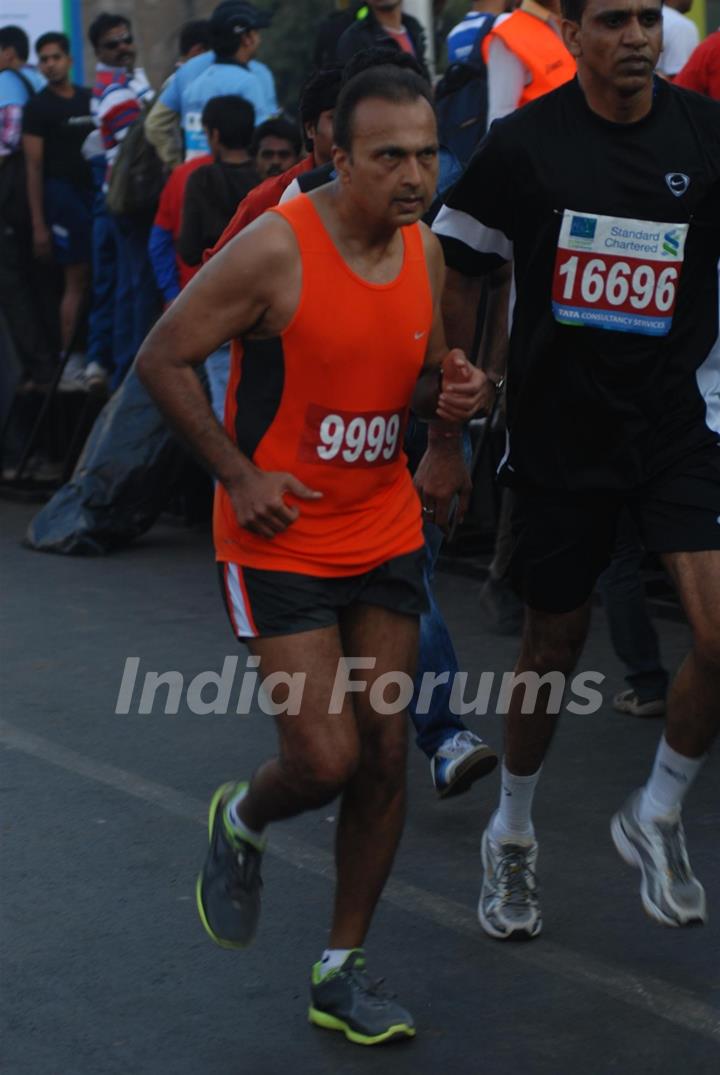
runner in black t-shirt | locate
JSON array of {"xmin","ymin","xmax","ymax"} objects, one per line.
[
  {"xmin": 22, "ymin": 32, "xmax": 94, "ymax": 385},
  {"xmin": 434, "ymin": 0, "xmax": 720, "ymax": 938}
]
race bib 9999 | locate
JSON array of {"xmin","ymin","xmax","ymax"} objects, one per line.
[
  {"xmin": 298, "ymin": 404, "xmax": 405, "ymax": 468},
  {"xmin": 552, "ymin": 211, "xmax": 689, "ymax": 336}
]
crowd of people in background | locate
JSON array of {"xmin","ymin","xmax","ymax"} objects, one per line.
[{"xmin": 0, "ymin": 0, "xmax": 716, "ymax": 414}]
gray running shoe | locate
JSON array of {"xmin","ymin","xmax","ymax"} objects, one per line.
[
  {"xmin": 309, "ymin": 950, "xmax": 415, "ymax": 1045},
  {"xmin": 195, "ymin": 782, "xmax": 264, "ymax": 949},
  {"xmin": 610, "ymin": 790, "xmax": 707, "ymax": 927},
  {"xmin": 478, "ymin": 822, "xmax": 542, "ymax": 939},
  {"xmin": 431, "ymin": 730, "xmax": 498, "ymax": 799}
]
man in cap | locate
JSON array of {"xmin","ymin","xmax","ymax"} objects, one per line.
[{"xmin": 146, "ymin": 2, "xmax": 278, "ymax": 166}]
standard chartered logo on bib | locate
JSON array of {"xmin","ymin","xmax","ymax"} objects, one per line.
[{"xmin": 552, "ymin": 211, "xmax": 689, "ymax": 337}]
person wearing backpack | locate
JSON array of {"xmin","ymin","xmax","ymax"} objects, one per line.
[
  {"xmin": 90, "ymin": 13, "xmax": 160, "ymax": 388},
  {"xmin": 0, "ymin": 24, "xmax": 44, "ymax": 148},
  {"xmin": 446, "ymin": 0, "xmax": 506, "ymax": 65},
  {"xmin": 436, "ymin": 2, "xmax": 506, "ymax": 167}
]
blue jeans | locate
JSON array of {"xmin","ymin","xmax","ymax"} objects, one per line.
[
  {"xmin": 597, "ymin": 510, "xmax": 668, "ymax": 703},
  {"xmin": 205, "ymin": 344, "xmax": 230, "ymax": 423},
  {"xmin": 410, "ymin": 519, "xmax": 470, "ymax": 756},
  {"xmin": 404, "ymin": 415, "xmax": 473, "ymax": 757},
  {"xmin": 111, "ymin": 213, "xmax": 160, "ymax": 388},
  {"xmin": 85, "ymin": 206, "xmax": 117, "ymax": 374}
]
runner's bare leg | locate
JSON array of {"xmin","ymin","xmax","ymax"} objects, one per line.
[
  {"xmin": 329, "ymin": 604, "xmax": 419, "ymax": 948},
  {"xmin": 238, "ymin": 625, "xmax": 360, "ymax": 831},
  {"xmin": 661, "ymin": 551, "xmax": 720, "ymax": 757},
  {"xmin": 504, "ymin": 602, "xmax": 591, "ymax": 775}
]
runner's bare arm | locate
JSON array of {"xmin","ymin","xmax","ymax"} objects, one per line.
[
  {"xmin": 412, "ymin": 227, "xmax": 473, "ymax": 530},
  {"xmin": 441, "ymin": 260, "xmax": 510, "ymax": 416},
  {"xmin": 442, "ymin": 267, "xmax": 483, "ymax": 357},
  {"xmin": 22, "ymin": 133, "xmax": 51, "ymax": 261},
  {"xmin": 475, "ymin": 261, "xmax": 511, "ymax": 388},
  {"xmin": 136, "ymin": 214, "xmax": 321, "ymax": 539},
  {"xmin": 413, "ymin": 226, "xmax": 494, "ymax": 422}
]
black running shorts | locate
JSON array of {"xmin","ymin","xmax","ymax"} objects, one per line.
[
  {"xmin": 218, "ymin": 547, "xmax": 428, "ymax": 639},
  {"xmin": 509, "ymin": 443, "xmax": 720, "ymax": 614}
]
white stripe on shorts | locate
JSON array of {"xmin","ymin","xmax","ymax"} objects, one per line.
[{"xmin": 225, "ymin": 563, "xmax": 257, "ymax": 638}]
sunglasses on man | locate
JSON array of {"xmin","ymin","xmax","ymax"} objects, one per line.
[{"xmin": 100, "ymin": 33, "xmax": 134, "ymax": 51}]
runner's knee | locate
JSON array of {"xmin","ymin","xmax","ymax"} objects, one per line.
[
  {"xmin": 690, "ymin": 619, "xmax": 720, "ymax": 670},
  {"xmin": 521, "ymin": 621, "xmax": 587, "ymax": 676},
  {"xmin": 282, "ymin": 745, "xmax": 360, "ymax": 804},
  {"xmin": 359, "ymin": 732, "xmax": 407, "ymax": 793}
]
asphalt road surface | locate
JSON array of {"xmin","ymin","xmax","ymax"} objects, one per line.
[{"xmin": 2, "ymin": 501, "xmax": 718, "ymax": 1074}]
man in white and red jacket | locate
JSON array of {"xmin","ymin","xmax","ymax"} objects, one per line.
[{"xmin": 88, "ymin": 12, "xmax": 159, "ymax": 388}]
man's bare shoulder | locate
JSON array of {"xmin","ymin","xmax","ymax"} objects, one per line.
[
  {"xmin": 418, "ymin": 220, "xmax": 443, "ymax": 259},
  {"xmin": 213, "ymin": 209, "xmax": 300, "ymax": 274}
]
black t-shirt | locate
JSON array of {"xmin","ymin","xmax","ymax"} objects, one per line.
[
  {"xmin": 22, "ymin": 85, "xmax": 94, "ymax": 188},
  {"xmin": 296, "ymin": 161, "xmax": 334, "ymax": 193},
  {"xmin": 434, "ymin": 77, "xmax": 720, "ymax": 492},
  {"xmin": 178, "ymin": 160, "xmax": 260, "ymax": 266}
]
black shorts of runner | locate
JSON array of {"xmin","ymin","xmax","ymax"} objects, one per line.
[
  {"xmin": 218, "ymin": 548, "xmax": 428, "ymax": 639},
  {"xmin": 509, "ymin": 443, "xmax": 720, "ymax": 614}
]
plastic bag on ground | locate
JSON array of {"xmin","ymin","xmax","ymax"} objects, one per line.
[{"xmin": 24, "ymin": 364, "xmax": 188, "ymax": 555}]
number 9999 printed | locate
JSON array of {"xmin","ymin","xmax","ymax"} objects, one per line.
[{"xmin": 298, "ymin": 404, "xmax": 405, "ymax": 468}]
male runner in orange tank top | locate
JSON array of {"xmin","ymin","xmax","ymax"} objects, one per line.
[{"xmin": 137, "ymin": 63, "xmax": 492, "ymax": 1044}]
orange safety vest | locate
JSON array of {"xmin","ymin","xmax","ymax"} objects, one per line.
[{"xmin": 483, "ymin": 10, "xmax": 576, "ymax": 108}]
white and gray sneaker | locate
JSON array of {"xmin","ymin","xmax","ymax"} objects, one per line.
[
  {"xmin": 478, "ymin": 822, "xmax": 542, "ymax": 940},
  {"xmin": 430, "ymin": 731, "xmax": 497, "ymax": 799},
  {"xmin": 613, "ymin": 689, "xmax": 665, "ymax": 718},
  {"xmin": 58, "ymin": 352, "xmax": 88, "ymax": 393},
  {"xmin": 611, "ymin": 790, "xmax": 707, "ymax": 927}
]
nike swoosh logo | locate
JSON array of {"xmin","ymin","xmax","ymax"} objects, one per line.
[{"xmin": 414, "ymin": 331, "xmax": 426, "ymax": 340}]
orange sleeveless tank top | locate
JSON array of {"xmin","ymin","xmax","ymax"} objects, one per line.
[{"xmin": 213, "ymin": 193, "xmax": 433, "ymax": 576}]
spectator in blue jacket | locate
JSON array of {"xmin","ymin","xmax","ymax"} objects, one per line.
[{"xmin": 145, "ymin": 2, "xmax": 278, "ymax": 167}]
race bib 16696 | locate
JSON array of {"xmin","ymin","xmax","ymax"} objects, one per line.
[{"xmin": 552, "ymin": 211, "xmax": 689, "ymax": 336}]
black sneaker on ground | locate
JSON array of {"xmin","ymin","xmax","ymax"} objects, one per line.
[
  {"xmin": 309, "ymin": 950, "xmax": 415, "ymax": 1045},
  {"xmin": 195, "ymin": 781, "xmax": 263, "ymax": 949}
]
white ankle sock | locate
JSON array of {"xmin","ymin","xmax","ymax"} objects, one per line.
[
  {"xmin": 638, "ymin": 737, "xmax": 706, "ymax": 822},
  {"xmin": 489, "ymin": 761, "xmax": 542, "ymax": 842},
  {"xmin": 225, "ymin": 787, "xmax": 266, "ymax": 848},
  {"xmin": 319, "ymin": 948, "xmax": 355, "ymax": 977}
]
